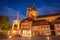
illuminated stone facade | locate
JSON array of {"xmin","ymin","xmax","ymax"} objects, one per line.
[
  {"xmin": 12, "ymin": 13, "xmax": 20, "ymax": 35},
  {"xmin": 20, "ymin": 5, "xmax": 60, "ymax": 37},
  {"xmin": 54, "ymin": 17, "xmax": 60, "ymax": 35},
  {"xmin": 12, "ymin": 5, "xmax": 60, "ymax": 37}
]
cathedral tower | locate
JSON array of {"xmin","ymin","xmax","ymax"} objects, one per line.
[
  {"xmin": 26, "ymin": 4, "xmax": 32, "ymax": 18},
  {"xmin": 31, "ymin": 4, "xmax": 38, "ymax": 18},
  {"xmin": 12, "ymin": 13, "xmax": 20, "ymax": 34}
]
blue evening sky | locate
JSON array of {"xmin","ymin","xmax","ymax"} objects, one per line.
[{"xmin": 0, "ymin": 0, "xmax": 60, "ymax": 25}]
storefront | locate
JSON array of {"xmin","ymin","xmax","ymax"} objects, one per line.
[{"xmin": 21, "ymin": 30, "xmax": 32, "ymax": 37}]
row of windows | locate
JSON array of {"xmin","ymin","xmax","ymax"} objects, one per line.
[
  {"xmin": 22, "ymin": 22, "xmax": 49, "ymax": 26},
  {"xmin": 22, "ymin": 23, "xmax": 31, "ymax": 25},
  {"xmin": 35, "ymin": 25, "xmax": 50, "ymax": 29},
  {"xmin": 41, "ymin": 26, "xmax": 49, "ymax": 28},
  {"xmin": 55, "ymin": 20, "xmax": 60, "ymax": 22},
  {"xmin": 57, "ymin": 31, "xmax": 60, "ymax": 33},
  {"xmin": 33, "ymin": 22, "xmax": 49, "ymax": 25},
  {"xmin": 55, "ymin": 25, "xmax": 60, "ymax": 28},
  {"xmin": 57, "ymin": 26, "xmax": 60, "ymax": 28}
]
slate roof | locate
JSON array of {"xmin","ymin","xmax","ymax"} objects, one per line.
[
  {"xmin": 32, "ymin": 19, "xmax": 50, "ymax": 26},
  {"xmin": 54, "ymin": 17, "xmax": 60, "ymax": 24},
  {"xmin": 37, "ymin": 12, "xmax": 60, "ymax": 18}
]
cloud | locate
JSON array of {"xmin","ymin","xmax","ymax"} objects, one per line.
[
  {"xmin": 37, "ymin": 5, "xmax": 60, "ymax": 15},
  {"xmin": 0, "ymin": 6, "xmax": 25, "ymax": 25}
]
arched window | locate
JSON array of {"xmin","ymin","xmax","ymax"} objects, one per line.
[{"xmin": 14, "ymin": 25, "xmax": 18, "ymax": 30}]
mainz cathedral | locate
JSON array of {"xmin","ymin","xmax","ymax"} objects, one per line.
[{"xmin": 12, "ymin": 4, "xmax": 60, "ymax": 37}]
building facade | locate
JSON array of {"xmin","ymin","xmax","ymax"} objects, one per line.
[
  {"xmin": 12, "ymin": 13, "xmax": 20, "ymax": 35},
  {"xmin": 54, "ymin": 17, "xmax": 60, "ymax": 35},
  {"xmin": 12, "ymin": 5, "xmax": 60, "ymax": 37}
]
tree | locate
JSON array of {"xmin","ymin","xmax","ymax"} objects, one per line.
[{"xmin": 0, "ymin": 16, "xmax": 10, "ymax": 31}]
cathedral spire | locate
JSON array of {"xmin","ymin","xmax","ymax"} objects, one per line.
[
  {"xmin": 31, "ymin": 3, "xmax": 38, "ymax": 18},
  {"xmin": 26, "ymin": 4, "xmax": 31, "ymax": 18},
  {"xmin": 17, "ymin": 12, "xmax": 20, "ymax": 20},
  {"xmin": 32, "ymin": 3, "xmax": 36, "ymax": 11}
]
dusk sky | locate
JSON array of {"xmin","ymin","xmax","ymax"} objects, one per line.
[{"xmin": 0, "ymin": 0, "xmax": 60, "ymax": 25}]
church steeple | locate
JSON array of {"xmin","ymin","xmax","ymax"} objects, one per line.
[
  {"xmin": 26, "ymin": 3, "xmax": 38, "ymax": 19},
  {"xmin": 32, "ymin": 3, "xmax": 37, "ymax": 11},
  {"xmin": 16, "ymin": 12, "xmax": 20, "ymax": 20},
  {"xmin": 12, "ymin": 12, "xmax": 20, "ymax": 32},
  {"xmin": 26, "ymin": 4, "xmax": 32, "ymax": 18},
  {"xmin": 31, "ymin": 3, "xmax": 38, "ymax": 18}
]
